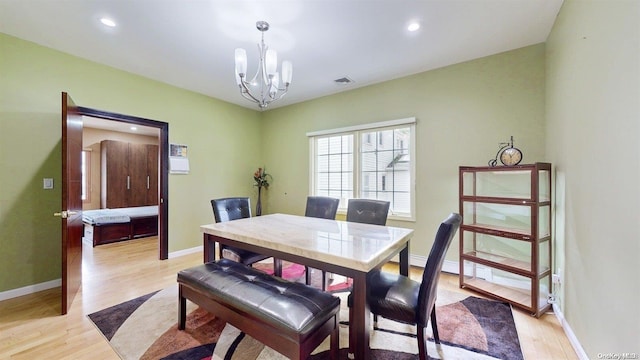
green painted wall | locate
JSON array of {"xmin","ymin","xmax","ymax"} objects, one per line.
[
  {"xmin": 0, "ymin": 34, "xmax": 547, "ymax": 293},
  {"xmin": 0, "ymin": 33, "xmax": 262, "ymax": 292},
  {"xmin": 261, "ymin": 44, "xmax": 547, "ymax": 261},
  {"xmin": 546, "ymin": 0, "xmax": 639, "ymax": 356}
]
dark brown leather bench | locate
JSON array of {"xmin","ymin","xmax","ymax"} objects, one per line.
[{"xmin": 177, "ymin": 259, "xmax": 340, "ymax": 359}]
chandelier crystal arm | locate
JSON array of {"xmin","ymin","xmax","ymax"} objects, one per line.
[{"xmin": 232, "ymin": 21, "xmax": 292, "ymax": 109}]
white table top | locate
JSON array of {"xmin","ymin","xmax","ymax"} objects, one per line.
[{"xmin": 201, "ymin": 213, "xmax": 413, "ymax": 273}]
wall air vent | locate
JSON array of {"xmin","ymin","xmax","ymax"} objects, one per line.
[{"xmin": 334, "ymin": 77, "xmax": 354, "ymax": 85}]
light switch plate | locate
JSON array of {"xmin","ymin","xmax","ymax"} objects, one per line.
[{"xmin": 43, "ymin": 178, "xmax": 54, "ymax": 189}]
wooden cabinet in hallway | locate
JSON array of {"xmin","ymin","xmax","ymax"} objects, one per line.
[{"xmin": 101, "ymin": 140, "xmax": 158, "ymax": 208}]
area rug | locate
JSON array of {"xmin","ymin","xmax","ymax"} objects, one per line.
[{"xmin": 88, "ymin": 283, "xmax": 523, "ymax": 360}]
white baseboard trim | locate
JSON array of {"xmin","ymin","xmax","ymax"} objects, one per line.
[
  {"xmin": 404, "ymin": 255, "xmax": 460, "ymax": 275},
  {"xmin": 552, "ymin": 304, "xmax": 588, "ymax": 360},
  {"xmin": 408, "ymin": 255, "xmax": 459, "ymax": 274},
  {"xmin": 409, "ymin": 254, "xmax": 427, "ymax": 268},
  {"xmin": 0, "ymin": 244, "xmax": 203, "ymax": 301},
  {"xmin": 168, "ymin": 245, "xmax": 203, "ymax": 259},
  {"xmin": 0, "ymin": 279, "xmax": 61, "ymax": 302},
  {"xmin": 441, "ymin": 259, "xmax": 460, "ymax": 274}
]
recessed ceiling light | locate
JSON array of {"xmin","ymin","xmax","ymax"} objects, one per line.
[
  {"xmin": 130, "ymin": 126, "xmax": 137, "ymax": 131},
  {"xmin": 407, "ymin": 22, "xmax": 420, "ymax": 32},
  {"xmin": 100, "ymin": 17, "xmax": 116, "ymax": 27}
]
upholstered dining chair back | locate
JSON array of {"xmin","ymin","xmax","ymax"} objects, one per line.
[
  {"xmin": 210, "ymin": 197, "xmax": 276, "ymax": 272},
  {"xmin": 305, "ymin": 196, "xmax": 340, "ymax": 219},
  {"xmin": 211, "ymin": 197, "xmax": 251, "ymax": 223},
  {"xmin": 416, "ymin": 213, "xmax": 462, "ymax": 327},
  {"xmin": 346, "ymin": 199, "xmax": 390, "ymax": 226}
]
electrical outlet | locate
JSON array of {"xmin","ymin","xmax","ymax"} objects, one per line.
[
  {"xmin": 552, "ymin": 268, "xmax": 563, "ymax": 285},
  {"xmin": 558, "ymin": 268, "xmax": 563, "ymax": 283},
  {"xmin": 43, "ymin": 178, "xmax": 54, "ymax": 189},
  {"xmin": 547, "ymin": 294, "xmax": 557, "ymax": 304}
]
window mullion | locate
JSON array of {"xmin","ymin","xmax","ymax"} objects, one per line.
[{"xmin": 353, "ymin": 130, "xmax": 360, "ymax": 199}]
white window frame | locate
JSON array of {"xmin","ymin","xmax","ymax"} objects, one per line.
[{"xmin": 308, "ymin": 117, "xmax": 416, "ymax": 221}]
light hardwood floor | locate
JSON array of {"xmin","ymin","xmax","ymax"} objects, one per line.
[{"xmin": 0, "ymin": 237, "xmax": 577, "ymax": 359}]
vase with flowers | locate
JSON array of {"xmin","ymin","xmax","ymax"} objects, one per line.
[{"xmin": 253, "ymin": 167, "xmax": 271, "ymax": 216}]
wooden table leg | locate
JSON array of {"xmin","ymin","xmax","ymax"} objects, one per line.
[
  {"xmin": 399, "ymin": 240, "xmax": 409, "ymax": 276},
  {"xmin": 350, "ymin": 272, "xmax": 370, "ymax": 360},
  {"xmin": 203, "ymin": 233, "xmax": 216, "ymax": 263}
]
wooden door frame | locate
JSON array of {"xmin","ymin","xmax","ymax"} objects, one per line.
[{"xmin": 78, "ymin": 106, "xmax": 169, "ymax": 259}]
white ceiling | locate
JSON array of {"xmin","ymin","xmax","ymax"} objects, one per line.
[{"xmin": 1, "ymin": 0, "xmax": 563, "ymax": 116}]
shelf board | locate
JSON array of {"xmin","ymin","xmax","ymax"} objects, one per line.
[
  {"xmin": 463, "ymin": 251, "xmax": 531, "ymax": 273},
  {"xmin": 462, "ymin": 277, "xmax": 532, "ymax": 309},
  {"xmin": 463, "ymin": 223, "xmax": 532, "ymax": 239},
  {"xmin": 460, "ymin": 195, "xmax": 536, "ymax": 205}
]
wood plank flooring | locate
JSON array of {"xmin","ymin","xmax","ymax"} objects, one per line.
[{"xmin": 0, "ymin": 237, "xmax": 577, "ymax": 359}]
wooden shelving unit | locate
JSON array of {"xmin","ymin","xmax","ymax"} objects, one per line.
[{"xmin": 459, "ymin": 163, "xmax": 552, "ymax": 317}]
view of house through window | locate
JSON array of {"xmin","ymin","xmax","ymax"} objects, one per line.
[{"xmin": 309, "ymin": 118, "xmax": 415, "ymax": 220}]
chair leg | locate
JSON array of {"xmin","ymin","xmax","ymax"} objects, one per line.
[
  {"xmin": 303, "ymin": 267, "xmax": 329, "ymax": 290},
  {"xmin": 273, "ymin": 258, "xmax": 282, "ymax": 277},
  {"xmin": 321, "ymin": 271, "xmax": 327, "ymax": 291},
  {"xmin": 305, "ymin": 266, "xmax": 312, "ymax": 286},
  {"xmin": 430, "ymin": 307, "xmax": 440, "ymax": 344},
  {"xmin": 417, "ymin": 325, "xmax": 427, "ymax": 360}
]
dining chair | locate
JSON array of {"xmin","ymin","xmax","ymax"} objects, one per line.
[
  {"xmin": 345, "ymin": 198, "xmax": 390, "ymax": 226},
  {"xmin": 210, "ymin": 197, "xmax": 281, "ymax": 276},
  {"xmin": 303, "ymin": 196, "xmax": 340, "ymax": 289},
  {"xmin": 347, "ymin": 213, "xmax": 462, "ymax": 360},
  {"xmin": 305, "ymin": 196, "xmax": 340, "ymax": 219}
]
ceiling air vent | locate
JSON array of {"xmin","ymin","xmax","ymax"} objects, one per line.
[{"xmin": 334, "ymin": 77, "xmax": 354, "ymax": 85}]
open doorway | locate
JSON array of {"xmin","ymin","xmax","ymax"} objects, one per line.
[{"xmin": 78, "ymin": 107, "xmax": 169, "ymax": 259}]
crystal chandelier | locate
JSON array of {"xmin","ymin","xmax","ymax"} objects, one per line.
[{"xmin": 234, "ymin": 21, "xmax": 293, "ymax": 109}]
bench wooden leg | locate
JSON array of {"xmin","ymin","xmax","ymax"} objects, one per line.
[{"xmin": 178, "ymin": 286, "xmax": 186, "ymax": 330}]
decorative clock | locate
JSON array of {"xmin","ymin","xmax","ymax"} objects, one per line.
[{"xmin": 489, "ymin": 136, "xmax": 523, "ymax": 166}]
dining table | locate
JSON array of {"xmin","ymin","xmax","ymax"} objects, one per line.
[{"xmin": 201, "ymin": 213, "xmax": 414, "ymax": 360}]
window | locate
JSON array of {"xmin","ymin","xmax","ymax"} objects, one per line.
[
  {"xmin": 314, "ymin": 134, "xmax": 354, "ymax": 202},
  {"xmin": 81, "ymin": 150, "xmax": 90, "ymax": 202},
  {"xmin": 308, "ymin": 118, "xmax": 415, "ymax": 220}
]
